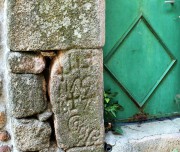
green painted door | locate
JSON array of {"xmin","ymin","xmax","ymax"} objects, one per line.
[{"xmin": 104, "ymin": 0, "xmax": 180, "ymax": 121}]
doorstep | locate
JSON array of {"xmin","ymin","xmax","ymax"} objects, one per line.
[{"xmin": 105, "ymin": 118, "xmax": 180, "ymax": 152}]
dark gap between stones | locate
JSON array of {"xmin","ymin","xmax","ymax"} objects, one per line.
[
  {"xmin": 42, "ymin": 54, "xmax": 56, "ymax": 142},
  {"xmin": 17, "ymin": 115, "xmax": 37, "ymax": 120}
]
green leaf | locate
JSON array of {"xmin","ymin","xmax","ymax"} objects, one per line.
[
  {"xmin": 172, "ymin": 149, "xmax": 178, "ymax": 152},
  {"xmin": 105, "ymin": 98, "xmax": 110, "ymax": 103},
  {"xmin": 111, "ymin": 110, "xmax": 117, "ymax": 117},
  {"xmin": 104, "ymin": 92, "xmax": 107, "ymax": 98},
  {"xmin": 104, "ymin": 90, "xmax": 124, "ymax": 132}
]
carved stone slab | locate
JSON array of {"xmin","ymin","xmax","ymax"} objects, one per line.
[
  {"xmin": 7, "ymin": 0, "xmax": 105, "ymax": 51},
  {"xmin": 9, "ymin": 74, "xmax": 47, "ymax": 118},
  {"xmin": 49, "ymin": 49, "xmax": 104, "ymax": 151},
  {"xmin": 7, "ymin": 52, "xmax": 45, "ymax": 74}
]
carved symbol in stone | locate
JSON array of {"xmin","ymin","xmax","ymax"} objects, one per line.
[
  {"xmin": 86, "ymin": 130, "xmax": 101, "ymax": 146},
  {"xmin": 68, "ymin": 115, "xmax": 83, "ymax": 131}
]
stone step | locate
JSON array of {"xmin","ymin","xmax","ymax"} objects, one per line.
[{"xmin": 105, "ymin": 118, "xmax": 180, "ymax": 152}]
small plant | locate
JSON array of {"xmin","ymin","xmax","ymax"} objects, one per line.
[
  {"xmin": 104, "ymin": 89, "xmax": 124, "ymax": 134},
  {"xmin": 172, "ymin": 149, "xmax": 179, "ymax": 152}
]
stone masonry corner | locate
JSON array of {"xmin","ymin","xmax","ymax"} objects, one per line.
[{"xmin": 6, "ymin": 0, "xmax": 105, "ymax": 152}]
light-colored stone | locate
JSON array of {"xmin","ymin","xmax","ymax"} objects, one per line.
[
  {"xmin": 0, "ymin": 0, "xmax": 5, "ymax": 99},
  {"xmin": 172, "ymin": 118, "xmax": 180, "ymax": 126},
  {"xmin": 13, "ymin": 119, "xmax": 51, "ymax": 151},
  {"xmin": 49, "ymin": 49, "xmax": 104, "ymax": 151},
  {"xmin": 105, "ymin": 118, "xmax": 180, "ymax": 152},
  {"xmin": 7, "ymin": 52, "xmax": 45, "ymax": 74},
  {"xmin": 0, "ymin": 75, "xmax": 2, "ymax": 95},
  {"xmin": 41, "ymin": 51, "xmax": 56, "ymax": 58},
  {"xmin": 7, "ymin": 0, "xmax": 105, "ymax": 51},
  {"xmin": 9, "ymin": 74, "xmax": 47, "ymax": 118},
  {"xmin": 111, "ymin": 134, "xmax": 180, "ymax": 152},
  {"xmin": 38, "ymin": 103, "xmax": 53, "ymax": 121},
  {"xmin": 0, "ymin": 1, "xmax": 4, "ymax": 10},
  {"xmin": 39, "ymin": 142, "xmax": 64, "ymax": 152},
  {"xmin": 67, "ymin": 145, "xmax": 104, "ymax": 152},
  {"xmin": 0, "ymin": 111, "xmax": 6, "ymax": 129},
  {"xmin": 38, "ymin": 111, "xmax": 53, "ymax": 122}
]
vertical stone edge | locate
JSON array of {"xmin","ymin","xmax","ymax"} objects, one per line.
[
  {"xmin": 49, "ymin": 49, "xmax": 104, "ymax": 151},
  {"xmin": 0, "ymin": 0, "xmax": 13, "ymax": 151},
  {"xmin": 99, "ymin": 0, "xmax": 105, "ymax": 48}
]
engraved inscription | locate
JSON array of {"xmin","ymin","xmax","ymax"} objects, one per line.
[{"xmin": 49, "ymin": 49, "xmax": 104, "ymax": 150}]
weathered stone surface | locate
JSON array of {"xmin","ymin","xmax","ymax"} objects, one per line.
[
  {"xmin": 0, "ymin": 146, "xmax": 11, "ymax": 152},
  {"xmin": 39, "ymin": 142, "xmax": 64, "ymax": 152},
  {"xmin": 9, "ymin": 74, "xmax": 47, "ymax": 118},
  {"xmin": 0, "ymin": 131, "xmax": 10, "ymax": 141},
  {"xmin": 0, "ymin": 75, "xmax": 2, "ymax": 95},
  {"xmin": 0, "ymin": 111, "xmax": 6, "ymax": 129},
  {"xmin": 110, "ymin": 133, "xmax": 180, "ymax": 152},
  {"xmin": 0, "ymin": 1, "xmax": 4, "ymax": 10},
  {"xmin": 13, "ymin": 119, "xmax": 51, "ymax": 151},
  {"xmin": 41, "ymin": 51, "xmax": 56, "ymax": 58},
  {"xmin": 7, "ymin": 52, "xmax": 45, "ymax": 74},
  {"xmin": 49, "ymin": 49, "xmax": 104, "ymax": 151},
  {"xmin": 0, "ymin": 1, "xmax": 5, "ymax": 86},
  {"xmin": 38, "ymin": 103, "xmax": 53, "ymax": 121},
  {"xmin": 106, "ymin": 118, "xmax": 180, "ymax": 152},
  {"xmin": 38, "ymin": 111, "xmax": 53, "ymax": 122},
  {"xmin": 67, "ymin": 145, "xmax": 104, "ymax": 152},
  {"xmin": 7, "ymin": 0, "xmax": 105, "ymax": 51}
]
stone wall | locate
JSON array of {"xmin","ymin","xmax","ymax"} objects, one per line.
[
  {"xmin": 0, "ymin": 0, "xmax": 12, "ymax": 151},
  {"xmin": 0, "ymin": 0, "xmax": 105, "ymax": 152}
]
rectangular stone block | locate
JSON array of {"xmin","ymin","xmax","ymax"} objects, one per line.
[
  {"xmin": 9, "ymin": 74, "xmax": 47, "ymax": 118},
  {"xmin": 7, "ymin": 52, "xmax": 45, "ymax": 74},
  {"xmin": 7, "ymin": 0, "xmax": 105, "ymax": 51},
  {"xmin": 49, "ymin": 49, "xmax": 104, "ymax": 151},
  {"xmin": 13, "ymin": 119, "xmax": 51, "ymax": 151}
]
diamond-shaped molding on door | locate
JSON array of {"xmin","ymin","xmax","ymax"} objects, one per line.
[{"xmin": 104, "ymin": 15, "xmax": 176, "ymax": 108}]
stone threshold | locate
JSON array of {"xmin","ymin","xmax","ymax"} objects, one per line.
[{"xmin": 105, "ymin": 118, "xmax": 180, "ymax": 152}]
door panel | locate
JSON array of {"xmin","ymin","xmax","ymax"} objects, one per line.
[
  {"xmin": 104, "ymin": 0, "xmax": 141, "ymax": 57},
  {"xmin": 104, "ymin": 0, "xmax": 180, "ymax": 121}
]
